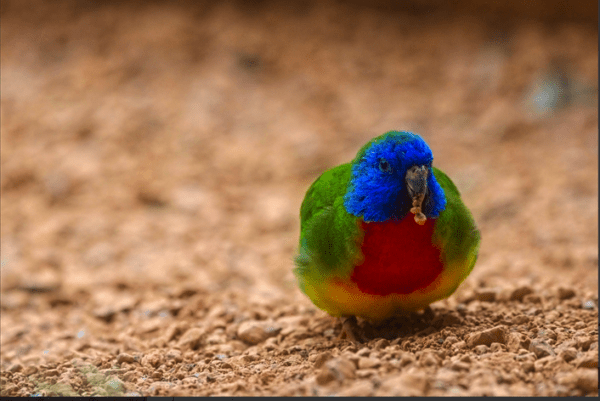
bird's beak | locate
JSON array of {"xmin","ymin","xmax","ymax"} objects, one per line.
[{"xmin": 405, "ymin": 165, "xmax": 428, "ymax": 225}]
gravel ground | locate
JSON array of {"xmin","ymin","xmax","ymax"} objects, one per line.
[{"xmin": 1, "ymin": 0, "xmax": 598, "ymax": 396}]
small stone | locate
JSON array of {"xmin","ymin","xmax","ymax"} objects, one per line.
[
  {"xmin": 557, "ymin": 287, "xmax": 576, "ymax": 300},
  {"xmin": 523, "ymin": 294, "xmax": 542, "ymax": 304},
  {"xmin": 8, "ymin": 363, "xmax": 23, "ymax": 373},
  {"xmin": 166, "ymin": 349, "xmax": 183, "ymax": 362},
  {"xmin": 474, "ymin": 289, "xmax": 497, "ymax": 302},
  {"xmin": 123, "ymin": 371, "xmax": 138, "ymax": 381},
  {"xmin": 178, "ymin": 328, "xmax": 205, "ymax": 350},
  {"xmin": 313, "ymin": 352, "xmax": 333, "ymax": 369},
  {"xmin": 467, "ymin": 326, "xmax": 507, "ymax": 347},
  {"xmin": 452, "ymin": 341, "xmax": 466, "ymax": 350},
  {"xmin": 575, "ymin": 350, "xmax": 598, "ymax": 369},
  {"xmin": 358, "ymin": 357, "xmax": 381, "ymax": 370},
  {"xmin": 141, "ymin": 351, "xmax": 164, "ymax": 368},
  {"xmin": 117, "ymin": 353, "xmax": 135, "ymax": 364},
  {"xmin": 522, "ymin": 361, "xmax": 535, "ymax": 373},
  {"xmin": 237, "ymin": 320, "xmax": 281, "ymax": 345},
  {"xmin": 474, "ymin": 344, "xmax": 489, "ymax": 355},
  {"xmin": 558, "ymin": 348, "xmax": 578, "ymax": 362},
  {"xmin": 490, "ymin": 342, "xmax": 505, "ymax": 352},
  {"xmin": 575, "ymin": 335, "xmax": 595, "ymax": 351},
  {"xmin": 45, "ymin": 369, "xmax": 60, "ymax": 377},
  {"xmin": 337, "ymin": 380, "xmax": 374, "ymax": 396},
  {"xmin": 372, "ymin": 338, "xmax": 390, "ymax": 350},
  {"xmin": 506, "ymin": 332, "xmax": 528, "ymax": 353},
  {"xmin": 376, "ymin": 369, "xmax": 428, "ymax": 396},
  {"xmin": 400, "ymin": 354, "xmax": 416, "ymax": 367},
  {"xmin": 441, "ymin": 313, "xmax": 463, "ymax": 327},
  {"xmin": 443, "ymin": 336, "xmax": 459, "ymax": 346},
  {"xmin": 419, "ymin": 351, "xmax": 441, "ymax": 367},
  {"xmin": 510, "ymin": 286, "xmax": 533, "ymax": 302},
  {"xmin": 317, "ymin": 357, "xmax": 356, "ymax": 384},
  {"xmin": 533, "ymin": 355, "xmax": 554, "ymax": 371},
  {"xmin": 451, "ymin": 361, "xmax": 470, "ymax": 372},
  {"xmin": 23, "ymin": 365, "xmax": 38, "ymax": 375},
  {"xmin": 575, "ymin": 369, "xmax": 599, "ymax": 393},
  {"xmin": 529, "ymin": 340, "xmax": 555, "ymax": 358},
  {"xmin": 513, "ymin": 315, "xmax": 530, "ymax": 325},
  {"xmin": 581, "ymin": 300, "xmax": 596, "ymax": 310}
]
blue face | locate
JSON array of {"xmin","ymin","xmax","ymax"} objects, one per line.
[{"xmin": 344, "ymin": 131, "xmax": 446, "ymax": 222}]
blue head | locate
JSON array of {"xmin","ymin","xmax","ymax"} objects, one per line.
[{"xmin": 344, "ymin": 131, "xmax": 446, "ymax": 222}]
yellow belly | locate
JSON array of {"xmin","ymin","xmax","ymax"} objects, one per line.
[{"xmin": 301, "ymin": 256, "xmax": 474, "ymax": 323}]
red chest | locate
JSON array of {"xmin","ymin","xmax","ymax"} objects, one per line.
[{"xmin": 350, "ymin": 215, "xmax": 443, "ymax": 296}]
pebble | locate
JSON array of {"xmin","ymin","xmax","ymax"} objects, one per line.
[
  {"xmin": 141, "ymin": 351, "xmax": 165, "ymax": 368},
  {"xmin": 358, "ymin": 357, "xmax": 381, "ymax": 370},
  {"xmin": 506, "ymin": 332, "xmax": 526, "ymax": 352},
  {"xmin": 400, "ymin": 354, "xmax": 416, "ymax": 367},
  {"xmin": 574, "ymin": 350, "xmax": 598, "ymax": 369},
  {"xmin": 237, "ymin": 320, "xmax": 281, "ymax": 345},
  {"xmin": 443, "ymin": 336, "xmax": 459, "ymax": 346},
  {"xmin": 337, "ymin": 380, "xmax": 374, "ymax": 396},
  {"xmin": 474, "ymin": 344, "xmax": 489, "ymax": 355},
  {"xmin": 313, "ymin": 351, "xmax": 333, "ymax": 369},
  {"xmin": 559, "ymin": 369, "xmax": 598, "ymax": 394},
  {"xmin": 557, "ymin": 287, "xmax": 576, "ymax": 300},
  {"xmin": 558, "ymin": 348, "xmax": 578, "ymax": 362},
  {"xmin": 512, "ymin": 315, "xmax": 530, "ymax": 325},
  {"xmin": 452, "ymin": 341, "xmax": 467, "ymax": 350},
  {"xmin": 529, "ymin": 340, "xmax": 555, "ymax": 358},
  {"xmin": 419, "ymin": 351, "xmax": 441, "ymax": 367},
  {"xmin": 117, "ymin": 353, "xmax": 135, "ymax": 364},
  {"xmin": 474, "ymin": 289, "xmax": 497, "ymax": 302},
  {"xmin": 523, "ymin": 294, "xmax": 542, "ymax": 304},
  {"xmin": 575, "ymin": 369, "xmax": 598, "ymax": 393},
  {"xmin": 451, "ymin": 361, "xmax": 470, "ymax": 372},
  {"xmin": 521, "ymin": 361, "xmax": 535, "ymax": 373},
  {"xmin": 316, "ymin": 357, "xmax": 356, "ymax": 384},
  {"xmin": 575, "ymin": 335, "xmax": 595, "ymax": 351},
  {"xmin": 441, "ymin": 313, "xmax": 463, "ymax": 327},
  {"xmin": 178, "ymin": 328, "xmax": 205, "ymax": 350},
  {"xmin": 8, "ymin": 363, "xmax": 23, "ymax": 373},
  {"xmin": 581, "ymin": 300, "xmax": 595, "ymax": 310},
  {"xmin": 23, "ymin": 365, "xmax": 38, "ymax": 375},
  {"xmin": 166, "ymin": 349, "xmax": 183, "ymax": 363},
  {"xmin": 376, "ymin": 369, "xmax": 428, "ymax": 396},
  {"xmin": 372, "ymin": 338, "xmax": 390, "ymax": 350},
  {"xmin": 467, "ymin": 326, "xmax": 507, "ymax": 347},
  {"xmin": 490, "ymin": 342, "xmax": 505, "ymax": 352},
  {"xmin": 510, "ymin": 286, "xmax": 533, "ymax": 302}
]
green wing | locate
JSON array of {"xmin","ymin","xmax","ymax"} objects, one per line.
[
  {"xmin": 431, "ymin": 167, "xmax": 481, "ymax": 283},
  {"xmin": 294, "ymin": 163, "xmax": 364, "ymax": 291}
]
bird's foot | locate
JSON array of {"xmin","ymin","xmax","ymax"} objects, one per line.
[{"xmin": 337, "ymin": 316, "xmax": 366, "ymax": 343}]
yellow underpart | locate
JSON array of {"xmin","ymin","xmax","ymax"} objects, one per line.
[{"xmin": 302, "ymin": 254, "xmax": 476, "ymax": 323}]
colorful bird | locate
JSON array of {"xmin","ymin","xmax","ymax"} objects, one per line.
[{"xmin": 294, "ymin": 131, "xmax": 480, "ymax": 340}]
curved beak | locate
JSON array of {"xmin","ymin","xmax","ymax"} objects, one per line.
[
  {"xmin": 406, "ymin": 165, "xmax": 428, "ymax": 200},
  {"xmin": 405, "ymin": 165, "xmax": 428, "ymax": 225}
]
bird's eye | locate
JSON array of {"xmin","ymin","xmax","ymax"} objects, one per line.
[{"xmin": 378, "ymin": 159, "xmax": 392, "ymax": 173}]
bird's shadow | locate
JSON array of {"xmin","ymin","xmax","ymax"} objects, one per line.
[{"xmin": 338, "ymin": 306, "xmax": 464, "ymax": 343}]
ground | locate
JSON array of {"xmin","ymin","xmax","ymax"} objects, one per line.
[{"xmin": 1, "ymin": 0, "xmax": 598, "ymax": 396}]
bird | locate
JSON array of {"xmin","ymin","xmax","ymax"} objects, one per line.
[{"xmin": 294, "ymin": 131, "xmax": 480, "ymax": 341}]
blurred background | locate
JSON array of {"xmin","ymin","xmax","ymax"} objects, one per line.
[{"xmin": 1, "ymin": 0, "xmax": 598, "ymax": 371}]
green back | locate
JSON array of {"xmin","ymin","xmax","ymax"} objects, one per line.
[
  {"xmin": 295, "ymin": 163, "xmax": 363, "ymax": 286},
  {"xmin": 431, "ymin": 167, "xmax": 481, "ymax": 278}
]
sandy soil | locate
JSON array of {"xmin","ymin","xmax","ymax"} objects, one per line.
[{"xmin": 1, "ymin": 0, "xmax": 598, "ymax": 396}]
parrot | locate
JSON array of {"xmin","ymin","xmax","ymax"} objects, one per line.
[{"xmin": 294, "ymin": 131, "xmax": 480, "ymax": 341}]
